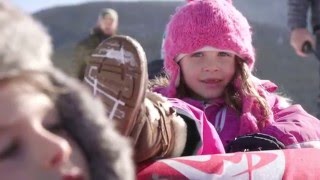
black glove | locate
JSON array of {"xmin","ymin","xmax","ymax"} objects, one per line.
[{"xmin": 226, "ymin": 133, "xmax": 285, "ymax": 153}]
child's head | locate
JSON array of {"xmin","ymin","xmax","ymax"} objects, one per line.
[
  {"xmin": 163, "ymin": 0, "xmax": 273, "ymax": 134},
  {"xmin": 0, "ymin": 2, "xmax": 134, "ymax": 179},
  {"xmin": 164, "ymin": 0, "xmax": 254, "ymax": 98},
  {"xmin": 0, "ymin": 70, "xmax": 135, "ymax": 180},
  {"xmin": 0, "ymin": 72, "xmax": 88, "ymax": 180}
]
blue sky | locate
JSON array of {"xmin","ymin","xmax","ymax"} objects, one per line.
[{"xmin": 11, "ymin": 0, "xmax": 180, "ymax": 13}]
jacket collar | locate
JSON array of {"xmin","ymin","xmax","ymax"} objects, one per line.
[{"xmin": 182, "ymin": 97, "xmax": 225, "ymax": 110}]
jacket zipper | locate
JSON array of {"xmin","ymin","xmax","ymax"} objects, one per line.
[{"xmin": 203, "ymin": 102, "xmax": 227, "ymax": 133}]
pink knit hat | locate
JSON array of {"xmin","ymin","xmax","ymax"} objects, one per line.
[
  {"xmin": 163, "ymin": 0, "xmax": 275, "ymax": 135},
  {"xmin": 164, "ymin": 0, "xmax": 254, "ymax": 97}
]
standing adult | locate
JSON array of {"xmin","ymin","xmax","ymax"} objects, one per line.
[{"xmin": 73, "ymin": 8, "xmax": 118, "ymax": 79}]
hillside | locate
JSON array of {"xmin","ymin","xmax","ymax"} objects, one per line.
[{"xmin": 33, "ymin": 0, "xmax": 319, "ymax": 116}]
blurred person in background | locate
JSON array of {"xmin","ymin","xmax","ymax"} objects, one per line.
[{"xmin": 73, "ymin": 8, "xmax": 118, "ymax": 80}]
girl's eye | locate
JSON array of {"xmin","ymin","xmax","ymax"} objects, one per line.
[
  {"xmin": 191, "ymin": 52, "xmax": 204, "ymax": 58},
  {"xmin": 218, "ymin": 52, "xmax": 232, "ymax": 57},
  {"xmin": 0, "ymin": 141, "xmax": 19, "ymax": 160}
]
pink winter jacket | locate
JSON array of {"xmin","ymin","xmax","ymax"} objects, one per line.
[{"xmin": 155, "ymin": 80, "xmax": 320, "ymax": 155}]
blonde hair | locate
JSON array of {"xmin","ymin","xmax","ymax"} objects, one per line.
[
  {"xmin": 0, "ymin": 71, "xmax": 58, "ymax": 100},
  {"xmin": 228, "ymin": 59, "xmax": 271, "ymax": 127},
  {"xmin": 99, "ymin": 8, "xmax": 118, "ymax": 21}
]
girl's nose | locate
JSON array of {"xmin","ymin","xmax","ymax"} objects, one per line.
[
  {"xmin": 202, "ymin": 66, "xmax": 219, "ymax": 72},
  {"xmin": 202, "ymin": 58, "xmax": 220, "ymax": 72},
  {"xmin": 31, "ymin": 129, "xmax": 72, "ymax": 169}
]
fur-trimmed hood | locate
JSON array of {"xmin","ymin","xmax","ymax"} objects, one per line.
[{"xmin": 49, "ymin": 68, "xmax": 135, "ymax": 180}]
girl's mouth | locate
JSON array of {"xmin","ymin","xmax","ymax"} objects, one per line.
[
  {"xmin": 200, "ymin": 78, "xmax": 223, "ymax": 88},
  {"xmin": 62, "ymin": 173, "xmax": 84, "ymax": 180},
  {"xmin": 61, "ymin": 165, "xmax": 85, "ymax": 180},
  {"xmin": 60, "ymin": 160, "xmax": 87, "ymax": 180},
  {"xmin": 201, "ymin": 78, "xmax": 222, "ymax": 84}
]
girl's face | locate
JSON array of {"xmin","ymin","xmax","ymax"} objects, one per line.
[
  {"xmin": 179, "ymin": 50, "xmax": 236, "ymax": 100},
  {"xmin": 0, "ymin": 83, "xmax": 89, "ymax": 180}
]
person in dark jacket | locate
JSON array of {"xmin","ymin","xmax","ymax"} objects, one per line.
[
  {"xmin": 288, "ymin": 0, "xmax": 320, "ymax": 118},
  {"xmin": 73, "ymin": 8, "xmax": 118, "ymax": 79}
]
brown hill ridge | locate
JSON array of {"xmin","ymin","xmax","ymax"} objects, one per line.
[{"xmin": 33, "ymin": 1, "xmax": 319, "ymax": 116}]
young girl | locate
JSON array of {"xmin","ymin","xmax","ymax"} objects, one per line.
[
  {"xmin": 0, "ymin": 2, "xmax": 134, "ymax": 179},
  {"xmin": 84, "ymin": 0, "xmax": 320, "ymax": 164}
]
